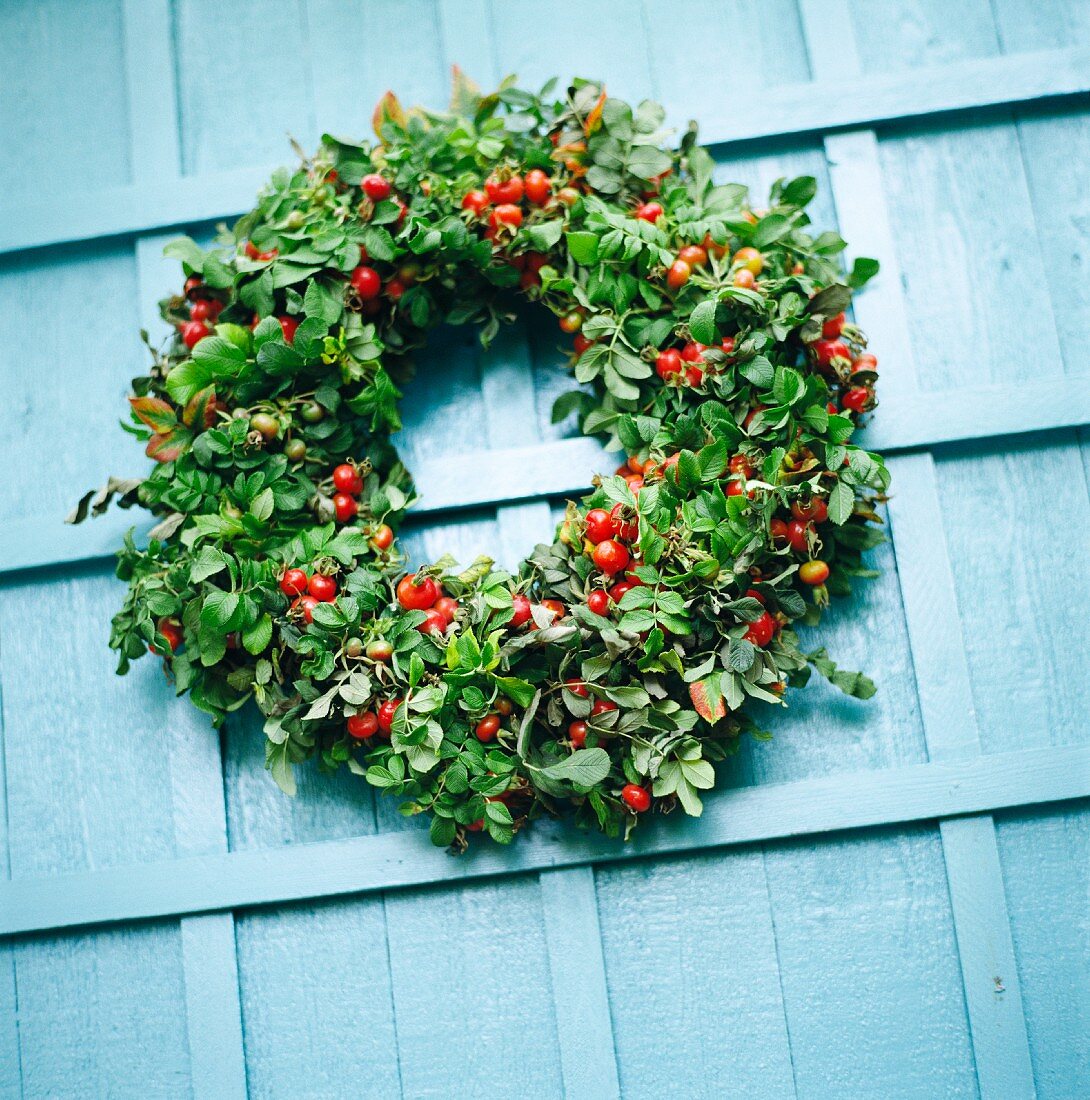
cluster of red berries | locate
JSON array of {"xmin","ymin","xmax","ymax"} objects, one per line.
[
  {"xmin": 178, "ymin": 275, "xmax": 223, "ymax": 349},
  {"xmin": 810, "ymin": 311, "xmax": 877, "ymax": 415},
  {"xmin": 346, "ymin": 698, "xmax": 401, "ymax": 742},
  {"xmin": 655, "ymin": 335, "xmax": 737, "ymax": 389},
  {"xmin": 395, "ymin": 572, "xmax": 460, "ymax": 636},
  {"xmin": 279, "ymin": 566, "xmax": 339, "ymax": 623},
  {"xmin": 329, "ymin": 463, "xmax": 364, "ymax": 523}
]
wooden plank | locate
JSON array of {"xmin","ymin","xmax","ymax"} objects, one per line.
[
  {"xmin": 2, "ymin": 45, "xmax": 1089, "ymax": 256},
  {"xmin": 801, "ymin": 3, "xmax": 1036, "ymax": 1094},
  {"xmin": 122, "ymin": 4, "xmax": 248, "ymax": 1096},
  {"xmin": 481, "ymin": 321, "xmax": 621, "ymax": 1097},
  {"xmin": 0, "ymin": 742, "xmax": 1086, "ymax": 938}
]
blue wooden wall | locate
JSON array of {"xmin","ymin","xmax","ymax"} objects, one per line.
[{"xmin": 1, "ymin": 1, "xmax": 1089, "ymax": 1096}]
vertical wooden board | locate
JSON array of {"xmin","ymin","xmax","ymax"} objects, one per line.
[
  {"xmin": 384, "ymin": 875, "xmax": 564, "ymax": 1098},
  {"xmin": 0, "ymin": 0, "xmax": 132, "ymax": 196},
  {"xmin": 875, "ymin": 116, "xmax": 1062, "ymax": 391},
  {"xmin": 847, "ymin": 0, "xmax": 998, "ymax": 72},
  {"xmin": 0, "ymin": 564, "xmax": 199, "ymax": 1090},
  {"xmin": 766, "ymin": 826, "xmax": 978, "ymax": 1098},
  {"xmin": 233, "ymin": 897, "xmax": 401, "ymax": 1098},
  {"xmin": 487, "ymin": 0, "xmax": 654, "ymax": 97},
  {"xmin": 13, "ymin": 923, "xmax": 191, "ymax": 1097},
  {"xmin": 1003, "ymin": 101, "xmax": 1090, "ymax": 377},
  {"xmin": 994, "ymin": 806, "xmax": 1090, "ymax": 1098},
  {"xmin": 595, "ymin": 850, "xmax": 795, "ymax": 1098},
  {"xmin": 932, "ymin": 435, "xmax": 1090, "ymax": 755},
  {"xmin": 172, "ymin": 0, "xmax": 317, "ymax": 175},
  {"xmin": 0, "ymin": 244, "xmax": 143, "ymax": 527},
  {"xmin": 305, "ymin": 0, "xmax": 448, "ymax": 139}
]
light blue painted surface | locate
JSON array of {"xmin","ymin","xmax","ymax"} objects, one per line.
[{"xmin": 1, "ymin": 1, "xmax": 1089, "ymax": 1097}]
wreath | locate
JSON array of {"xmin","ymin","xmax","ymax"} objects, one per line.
[{"xmin": 71, "ymin": 73, "xmax": 888, "ymax": 849}]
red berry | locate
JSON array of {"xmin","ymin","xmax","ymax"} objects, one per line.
[
  {"xmin": 678, "ymin": 244, "xmax": 708, "ymax": 268},
  {"xmin": 155, "ymin": 618, "xmax": 183, "ymax": 654},
  {"xmin": 565, "ymin": 678, "xmax": 589, "ymax": 699},
  {"xmin": 770, "ymin": 519, "xmax": 790, "ymax": 546},
  {"xmin": 621, "ymin": 784, "xmax": 651, "ymax": 812},
  {"xmin": 591, "ymin": 700, "xmax": 618, "ymax": 716},
  {"xmin": 510, "ymin": 593, "xmax": 532, "ymax": 627},
  {"xmin": 609, "ymin": 580, "xmax": 635, "ymax": 604},
  {"xmin": 347, "ymin": 712, "xmax": 378, "ymax": 740},
  {"xmin": 490, "ymin": 203, "xmax": 523, "ymax": 229},
  {"xmin": 609, "ymin": 504, "xmax": 637, "ymax": 542},
  {"xmin": 293, "ymin": 594, "xmax": 319, "ymax": 623},
  {"xmin": 568, "ymin": 721, "xmax": 587, "ymax": 748},
  {"xmin": 308, "ymin": 574, "xmax": 338, "ymax": 602},
  {"xmin": 584, "ymin": 508, "xmax": 613, "ymax": 544},
  {"xmin": 370, "ymin": 524, "xmax": 394, "ymax": 550},
  {"xmin": 745, "ymin": 587, "xmax": 766, "ymax": 605},
  {"xmin": 278, "ymin": 315, "xmax": 299, "ymax": 344},
  {"xmin": 279, "ymin": 568, "xmax": 308, "ymax": 597},
  {"xmin": 434, "ymin": 596, "xmax": 459, "ymax": 624},
  {"xmin": 485, "ymin": 174, "xmax": 523, "ymax": 205},
  {"xmin": 558, "ymin": 311, "xmax": 583, "ymax": 334},
  {"xmin": 184, "ymin": 275, "xmax": 203, "ymax": 295},
  {"xmin": 332, "ymin": 463, "xmax": 363, "ymax": 495},
  {"xmin": 593, "ymin": 539, "xmax": 630, "ymax": 576},
  {"xmin": 377, "ymin": 698, "xmax": 401, "ymax": 735},
  {"xmin": 744, "ymin": 611, "xmax": 776, "ymax": 647},
  {"xmin": 418, "ymin": 608, "xmax": 447, "ymax": 635},
  {"xmin": 524, "ymin": 168, "xmax": 551, "ymax": 205},
  {"xmin": 397, "ymin": 573, "xmax": 439, "ymax": 610},
  {"xmin": 181, "ymin": 320, "xmax": 209, "ymax": 349},
  {"xmin": 685, "ymin": 367, "xmax": 704, "ymax": 387},
  {"xmin": 853, "ymin": 352, "xmax": 878, "ymax": 373},
  {"xmin": 822, "ymin": 312, "xmax": 846, "ymax": 338},
  {"xmin": 350, "ymin": 265, "xmax": 381, "ymax": 300},
  {"xmin": 361, "ymin": 173, "xmax": 391, "ymax": 201},
  {"xmin": 475, "ymin": 714, "xmax": 501, "ymax": 742},
  {"xmin": 681, "ymin": 342, "xmax": 706, "ymax": 363},
  {"xmin": 462, "ymin": 190, "xmax": 490, "ymax": 215},
  {"xmin": 189, "ymin": 298, "xmax": 221, "ymax": 323},
  {"xmin": 587, "ymin": 590, "xmax": 610, "ymax": 616},
  {"xmin": 799, "ymin": 560, "xmax": 831, "ymax": 586},
  {"xmin": 785, "ymin": 519, "xmax": 811, "ymax": 554},
  {"xmin": 333, "ymin": 492, "xmax": 358, "ymax": 522},
  {"xmin": 366, "ymin": 639, "xmax": 394, "ymax": 662},
  {"xmin": 244, "ymin": 241, "xmax": 278, "ymax": 261},
  {"xmin": 842, "ymin": 387, "xmax": 870, "ymax": 414},
  {"xmin": 635, "ymin": 202, "xmax": 663, "ymax": 223},
  {"xmin": 541, "ymin": 599, "xmax": 566, "ymax": 622},
  {"xmin": 791, "ymin": 497, "xmax": 828, "ymax": 524},
  {"xmin": 385, "ymin": 278, "xmax": 406, "ymax": 301},
  {"xmin": 656, "ymin": 348, "xmax": 683, "ymax": 380},
  {"xmin": 666, "ymin": 259, "xmax": 691, "ymax": 289},
  {"xmin": 812, "ymin": 338, "xmax": 851, "ymax": 367}
]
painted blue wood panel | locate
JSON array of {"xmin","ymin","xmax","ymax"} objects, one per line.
[{"xmin": 1, "ymin": 0, "xmax": 1089, "ymax": 1097}]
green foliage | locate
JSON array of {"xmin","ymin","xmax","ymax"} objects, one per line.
[{"xmin": 75, "ymin": 74, "xmax": 888, "ymax": 851}]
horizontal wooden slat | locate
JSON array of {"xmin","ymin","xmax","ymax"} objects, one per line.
[
  {"xmin": 7, "ymin": 374, "xmax": 1088, "ymax": 577},
  {"xmin": 1, "ymin": 46, "xmax": 1088, "ymax": 257},
  {"xmin": 1, "ymin": 742, "xmax": 1086, "ymax": 937}
]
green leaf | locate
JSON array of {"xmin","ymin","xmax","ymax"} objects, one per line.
[
  {"xmin": 566, "ymin": 231, "xmax": 599, "ymax": 265},
  {"xmin": 539, "ymin": 748, "xmax": 611, "ymax": 788},
  {"xmin": 827, "ymin": 480, "xmax": 854, "ymax": 525},
  {"xmin": 689, "ymin": 298, "xmax": 718, "ymax": 345},
  {"xmin": 242, "ymin": 614, "xmax": 273, "ymax": 655}
]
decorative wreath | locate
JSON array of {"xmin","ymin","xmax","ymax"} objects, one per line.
[{"xmin": 72, "ymin": 73, "xmax": 888, "ymax": 848}]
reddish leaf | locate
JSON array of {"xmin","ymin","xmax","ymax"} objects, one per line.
[
  {"xmin": 182, "ymin": 386, "xmax": 217, "ymax": 429},
  {"xmin": 583, "ymin": 88, "xmax": 608, "ymax": 137},
  {"xmin": 145, "ymin": 430, "xmax": 188, "ymax": 463},
  {"xmin": 689, "ymin": 680, "xmax": 727, "ymax": 724},
  {"xmin": 449, "ymin": 65, "xmax": 481, "ymax": 116},
  {"xmin": 129, "ymin": 396, "xmax": 176, "ymax": 434},
  {"xmin": 372, "ymin": 90, "xmax": 407, "ymax": 141}
]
